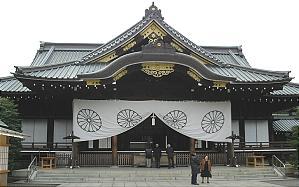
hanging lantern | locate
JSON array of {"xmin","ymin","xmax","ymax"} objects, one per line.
[{"xmin": 151, "ymin": 113, "xmax": 156, "ymax": 126}]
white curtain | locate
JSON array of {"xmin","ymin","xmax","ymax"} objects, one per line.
[{"xmin": 73, "ymin": 99, "xmax": 231, "ymax": 142}]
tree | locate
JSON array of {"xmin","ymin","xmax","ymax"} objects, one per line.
[
  {"xmin": 0, "ymin": 97, "xmax": 22, "ymax": 170},
  {"xmin": 290, "ymin": 126, "xmax": 299, "ymax": 170}
]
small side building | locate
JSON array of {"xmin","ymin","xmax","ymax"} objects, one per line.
[{"xmin": 0, "ymin": 120, "xmax": 25, "ymax": 187}]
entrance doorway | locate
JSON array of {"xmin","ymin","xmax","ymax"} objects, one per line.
[{"xmin": 117, "ymin": 115, "xmax": 190, "ymax": 151}]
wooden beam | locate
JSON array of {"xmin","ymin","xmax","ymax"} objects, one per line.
[
  {"xmin": 0, "ymin": 135, "xmax": 7, "ymax": 146},
  {"xmin": 112, "ymin": 136, "xmax": 118, "ymax": 166}
]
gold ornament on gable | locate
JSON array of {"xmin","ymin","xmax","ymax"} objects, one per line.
[
  {"xmin": 86, "ymin": 80, "xmax": 101, "ymax": 86},
  {"xmin": 213, "ymin": 81, "xmax": 227, "ymax": 88},
  {"xmin": 113, "ymin": 69, "xmax": 128, "ymax": 81},
  {"xmin": 141, "ymin": 22, "xmax": 167, "ymax": 43},
  {"xmin": 122, "ymin": 41, "xmax": 137, "ymax": 52},
  {"xmin": 98, "ymin": 52, "xmax": 118, "ymax": 63},
  {"xmin": 187, "ymin": 69, "xmax": 201, "ymax": 82},
  {"xmin": 141, "ymin": 63, "xmax": 174, "ymax": 78}
]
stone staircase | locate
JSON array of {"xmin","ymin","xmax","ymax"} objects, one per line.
[{"xmin": 10, "ymin": 166, "xmax": 282, "ymax": 186}]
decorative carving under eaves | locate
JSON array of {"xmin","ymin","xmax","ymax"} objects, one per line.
[
  {"xmin": 122, "ymin": 41, "xmax": 137, "ymax": 52},
  {"xmin": 98, "ymin": 51, "xmax": 118, "ymax": 63},
  {"xmin": 213, "ymin": 81, "xmax": 227, "ymax": 88},
  {"xmin": 113, "ymin": 69, "xmax": 128, "ymax": 81},
  {"xmin": 86, "ymin": 79, "xmax": 101, "ymax": 86},
  {"xmin": 187, "ymin": 69, "xmax": 201, "ymax": 82},
  {"xmin": 141, "ymin": 63, "xmax": 174, "ymax": 78}
]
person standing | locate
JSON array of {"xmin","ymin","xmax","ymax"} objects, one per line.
[
  {"xmin": 166, "ymin": 144, "xmax": 174, "ymax": 168},
  {"xmin": 200, "ymin": 155, "xmax": 212, "ymax": 183},
  {"xmin": 190, "ymin": 152, "xmax": 200, "ymax": 185},
  {"xmin": 153, "ymin": 143, "xmax": 161, "ymax": 168},
  {"xmin": 145, "ymin": 146, "xmax": 153, "ymax": 168}
]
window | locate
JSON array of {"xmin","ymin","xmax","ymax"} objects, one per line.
[{"xmin": 99, "ymin": 137, "xmax": 111, "ymax": 148}]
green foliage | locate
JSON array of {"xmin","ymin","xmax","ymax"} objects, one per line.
[
  {"xmin": 289, "ymin": 126, "xmax": 299, "ymax": 169},
  {"xmin": 0, "ymin": 97, "xmax": 22, "ymax": 170}
]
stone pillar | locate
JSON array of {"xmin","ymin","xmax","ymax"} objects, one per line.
[
  {"xmin": 112, "ymin": 136, "xmax": 118, "ymax": 166},
  {"xmin": 189, "ymin": 138, "xmax": 195, "ymax": 154}
]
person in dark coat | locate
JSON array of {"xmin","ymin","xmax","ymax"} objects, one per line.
[
  {"xmin": 145, "ymin": 147, "xmax": 153, "ymax": 168},
  {"xmin": 153, "ymin": 143, "xmax": 162, "ymax": 168},
  {"xmin": 166, "ymin": 144, "xmax": 174, "ymax": 168},
  {"xmin": 200, "ymin": 155, "xmax": 212, "ymax": 183},
  {"xmin": 190, "ymin": 152, "xmax": 200, "ymax": 185}
]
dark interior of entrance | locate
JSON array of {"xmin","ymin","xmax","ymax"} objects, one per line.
[{"xmin": 117, "ymin": 115, "xmax": 190, "ymax": 151}]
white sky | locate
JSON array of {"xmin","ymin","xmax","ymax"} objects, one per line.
[{"xmin": 0, "ymin": 0, "xmax": 298, "ymax": 82}]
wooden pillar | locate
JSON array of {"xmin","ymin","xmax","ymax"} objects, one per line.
[
  {"xmin": 73, "ymin": 142, "xmax": 79, "ymax": 166},
  {"xmin": 239, "ymin": 119, "xmax": 245, "ymax": 148},
  {"xmin": 112, "ymin": 136, "xmax": 118, "ymax": 166},
  {"xmin": 47, "ymin": 118, "xmax": 54, "ymax": 149},
  {"xmin": 0, "ymin": 135, "xmax": 9, "ymax": 187},
  {"xmin": 189, "ymin": 138, "xmax": 195, "ymax": 154},
  {"xmin": 268, "ymin": 118, "xmax": 274, "ymax": 142}
]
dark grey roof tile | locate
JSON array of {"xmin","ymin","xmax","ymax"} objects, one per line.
[{"xmin": 273, "ymin": 119, "xmax": 299, "ymax": 132}]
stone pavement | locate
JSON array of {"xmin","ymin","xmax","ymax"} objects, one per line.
[{"xmin": 57, "ymin": 178, "xmax": 299, "ymax": 187}]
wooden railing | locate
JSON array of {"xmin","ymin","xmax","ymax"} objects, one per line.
[
  {"xmin": 176, "ymin": 152, "xmax": 190, "ymax": 166},
  {"xmin": 79, "ymin": 152, "xmax": 112, "ymax": 166},
  {"xmin": 118, "ymin": 153, "xmax": 133, "ymax": 166},
  {"xmin": 21, "ymin": 141, "xmax": 294, "ymax": 151}
]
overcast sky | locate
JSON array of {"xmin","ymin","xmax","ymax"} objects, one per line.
[{"xmin": 0, "ymin": 0, "xmax": 298, "ymax": 82}]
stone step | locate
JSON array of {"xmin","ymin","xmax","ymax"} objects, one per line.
[
  {"xmin": 23, "ymin": 166, "xmax": 281, "ymax": 185},
  {"xmin": 35, "ymin": 171, "xmax": 276, "ymax": 179},
  {"xmin": 31, "ymin": 176, "xmax": 282, "ymax": 184},
  {"xmin": 34, "ymin": 174, "xmax": 279, "ymax": 182}
]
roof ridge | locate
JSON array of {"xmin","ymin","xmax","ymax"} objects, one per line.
[
  {"xmin": 40, "ymin": 41, "xmax": 103, "ymax": 47},
  {"xmin": 16, "ymin": 61, "xmax": 78, "ymax": 73},
  {"xmin": 0, "ymin": 76, "xmax": 16, "ymax": 81},
  {"xmin": 224, "ymin": 63, "xmax": 290, "ymax": 77},
  {"xmin": 79, "ymin": 3, "xmax": 225, "ymax": 66},
  {"xmin": 287, "ymin": 82, "xmax": 299, "ymax": 87}
]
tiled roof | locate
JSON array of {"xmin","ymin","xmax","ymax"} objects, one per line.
[
  {"xmin": 270, "ymin": 83, "xmax": 299, "ymax": 96},
  {"xmin": 30, "ymin": 42, "xmax": 101, "ymax": 66},
  {"xmin": 0, "ymin": 126, "xmax": 26, "ymax": 138},
  {"xmin": 0, "ymin": 76, "xmax": 30, "ymax": 93},
  {"xmin": 30, "ymin": 42, "xmax": 250, "ymax": 68},
  {"xmin": 273, "ymin": 119, "xmax": 299, "ymax": 132},
  {"xmin": 16, "ymin": 62, "xmax": 106, "ymax": 80},
  {"xmin": 14, "ymin": 60, "xmax": 289, "ymax": 84},
  {"xmin": 207, "ymin": 65, "xmax": 289, "ymax": 83},
  {"xmin": 80, "ymin": 3, "xmax": 223, "ymax": 66}
]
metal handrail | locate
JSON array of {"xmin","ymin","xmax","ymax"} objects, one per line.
[
  {"xmin": 27, "ymin": 156, "xmax": 37, "ymax": 182},
  {"xmin": 272, "ymin": 155, "xmax": 286, "ymax": 177}
]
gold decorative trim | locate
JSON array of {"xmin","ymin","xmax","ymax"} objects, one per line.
[
  {"xmin": 140, "ymin": 22, "xmax": 167, "ymax": 42},
  {"xmin": 213, "ymin": 81, "xmax": 227, "ymax": 88},
  {"xmin": 113, "ymin": 69, "xmax": 128, "ymax": 81},
  {"xmin": 122, "ymin": 40, "xmax": 137, "ymax": 52},
  {"xmin": 141, "ymin": 63, "xmax": 174, "ymax": 78},
  {"xmin": 98, "ymin": 51, "xmax": 118, "ymax": 63},
  {"xmin": 170, "ymin": 41, "xmax": 184, "ymax": 52},
  {"xmin": 187, "ymin": 69, "xmax": 201, "ymax": 82},
  {"xmin": 86, "ymin": 80, "xmax": 101, "ymax": 86}
]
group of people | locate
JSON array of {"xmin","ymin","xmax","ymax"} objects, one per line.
[
  {"xmin": 145, "ymin": 143, "xmax": 175, "ymax": 169},
  {"xmin": 191, "ymin": 153, "xmax": 212, "ymax": 185},
  {"xmin": 145, "ymin": 144, "xmax": 212, "ymax": 185}
]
